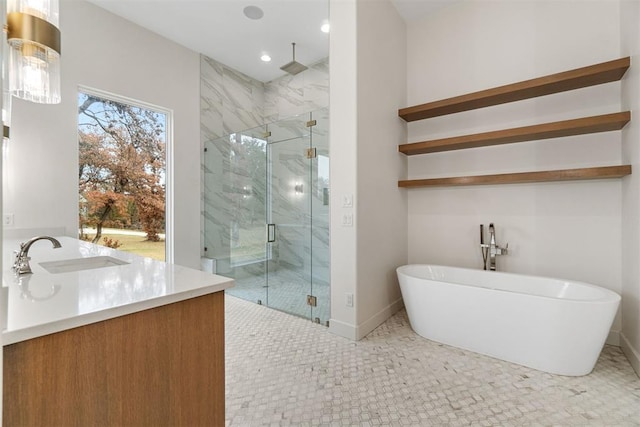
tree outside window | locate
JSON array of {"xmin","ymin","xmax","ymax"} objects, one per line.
[{"xmin": 78, "ymin": 91, "xmax": 167, "ymax": 261}]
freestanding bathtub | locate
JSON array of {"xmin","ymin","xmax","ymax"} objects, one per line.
[{"xmin": 396, "ymin": 264, "xmax": 620, "ymax": 376}]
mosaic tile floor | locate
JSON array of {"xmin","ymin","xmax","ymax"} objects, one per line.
[{"xmin": 225, "ymin": 295, "xmax": 640, "ymax": 426}]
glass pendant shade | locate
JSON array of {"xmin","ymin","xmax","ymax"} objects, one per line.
[
  {"xmin": 2, "ymin": 1, "xmax": 11, "ymax": 140},
  {"xmin": 3, "ymin": 62, "xmax": 12, "ymax": 141},
  {"xmin": 6, "ymin": 0, "xmax": 61, "ymax": 104}
]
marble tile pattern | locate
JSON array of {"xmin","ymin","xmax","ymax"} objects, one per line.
[
  {"xmin": 263, "ymin": 59, "xmax": 330, "ymax": 124},
  {"xmin": 201, "ymin": 55, "xmax": 265, "ymax": 141},
  {"xmin": 203, "ymin": 135, "xmax": 235, "ymax": 273},
  {"xmin": 201, "ymin": 56, "xmax": 266, "ymax": 268},
  {"xmin": 200, "ymin": 54, "xmax": 329, "ymax": 145},
  {"xmin": 201, "ymin": 56, "xmax": 225, "ymax": 142},
  {"xmin": 201, "ymin": 54, "xmax": 331, "ymax": 321},
  {"xmin": 270, "ymin": 109, "xmax": 329, "ymax": 284},
  {"xmin": 200, "ymin": 55, "xmax": 329, "ymax": 288},
  {"xmin": 226, "ymin": 295, "xmax": 640, "ymax": 426},
  {"xmin": 269, "ymin": 118, "xmax": 311, "ymax": 272},
  {"xmin": 219, "ymin": 110, "xmax": 331, "ymax": 322},
  {"xmin": 310, "ymin": 109, "xmax": 330, "ymax": 285}
]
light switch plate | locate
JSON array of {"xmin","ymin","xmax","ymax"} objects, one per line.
[
  {"xmin": 342, "ymin": 194, "xmax": 353, "ymax": 208},
  {"xmin": 346, "ymin": 293, "xmax": 354, "ymax": 307},
  {"xmin": 342, "ymin": 213, "xmax": 353, "ymax": 227}
]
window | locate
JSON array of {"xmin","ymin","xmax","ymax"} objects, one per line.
[{"xmin": 78, "ymin": 88, "xmax": 170, "ymax": 261}]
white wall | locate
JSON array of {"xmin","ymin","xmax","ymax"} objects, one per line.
[
  {"xmin": 406, "ymin": 0, "xmax": 624, "ymax": 340},
  {"xmin": 355, "ymin": 0, "xmax": 407, "ymax": 335},
  {"xmin": 329, "ymin": 0, "xmax": 407, "ymax": 340},
  {"xmin": 621, "ymin": 0, "xmax": 640, "ymax": 376},
  {"xmin": 2, "ymin": 0, "xmax": 201, "ymax": 268},
  {"xmin": 329, "ymin": 0, "xmax": 358, "ymax": 338}
]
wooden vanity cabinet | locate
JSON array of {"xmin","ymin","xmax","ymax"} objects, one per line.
[{"xmin": 3, "ymin": 291, "xmax": 225, "ymax": 426}]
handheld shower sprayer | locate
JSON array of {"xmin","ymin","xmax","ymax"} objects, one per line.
[
  {"xmin": 480, "ymin": 223, "xmax": 508, "ymax": 271},
  {"xmin": 480, "ymin": 224, "xmax": 488, "ymax": 270}
]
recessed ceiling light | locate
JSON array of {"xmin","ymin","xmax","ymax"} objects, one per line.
[
  {"xmin": 260, "ymin": 54, "xmax": 272, "ymax": 62},
  {"xmin": 243, "ymin": 5, "xmax": 264, "ymax": 20},
  {"xmin": 321, "ymin": 22, "xmax": 330, "ymax": 33}
]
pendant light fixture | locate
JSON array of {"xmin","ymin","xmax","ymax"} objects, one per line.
[
  {"xmin": 2, "ymin": 0, "xmax": 12, "ymax": 141},
  {"xmin": 6, "ymin": 0, "xmax": 61, "ymax": 104},
  {"xmin": 3, "ymin": 42, "xmax": 11, "ymax": 140}
]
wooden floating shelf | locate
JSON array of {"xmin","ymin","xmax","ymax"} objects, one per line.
[
  {"xmin": 399, "ymin": 111, "xmax": 631, "ymax": 155},
  {"xmin": 399, "ymin": 57, "xmax": 630, "ymax": 122},
  {"xmin": 398, "ymin": 165, "xmax": 632, "ymax": 188}
]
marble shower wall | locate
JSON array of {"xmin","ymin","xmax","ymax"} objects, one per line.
[
  {"xmin": 200, "ymin": 55, "xmax": 264, "ymax": 141},
  {"xmin": 201, "ymin": 54, "xmax": 329, "ymax": 286},
  {"xmin": 264, "ymin": 58, "xmax": 330, "ymax": 123},
  {"xmin": 200, "ymin": 55, "xmax": 329, "ymax": 141}
]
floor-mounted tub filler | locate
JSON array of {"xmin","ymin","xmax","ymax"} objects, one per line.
[{"xmin": 396, "ymin": 264, "xmax": 620, "ymax": 376}]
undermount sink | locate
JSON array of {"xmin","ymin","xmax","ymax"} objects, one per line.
[{"xmin": 39, "ymin": 256, "xmax": 130, "ymax": 274}]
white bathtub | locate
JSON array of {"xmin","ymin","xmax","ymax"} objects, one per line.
[{"xmin": 396, "ymin": 264, "xmax": 620, "ymax": 376}]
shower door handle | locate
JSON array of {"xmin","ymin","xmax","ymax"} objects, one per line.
[{"xmin": 267, "ymin": 224, "xmax": 276, "ymax": 243}]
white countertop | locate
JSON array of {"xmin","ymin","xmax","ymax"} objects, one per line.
[{"xmin": 2, "ymin": 236, "xmax": 234, "ymax": 345}]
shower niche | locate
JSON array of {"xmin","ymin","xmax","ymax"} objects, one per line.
[{"xmin": 203, "ymin": 108, "xmax": 330, "ymax": 324}]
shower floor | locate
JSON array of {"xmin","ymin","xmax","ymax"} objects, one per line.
[{"xmin": 226, "ymin": 267, "xmax": 330, "ymax": 324}]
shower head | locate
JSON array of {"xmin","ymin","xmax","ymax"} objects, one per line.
[{"xmin": 280, "ymin": 42, "xmax": 308, "ymax": 75}]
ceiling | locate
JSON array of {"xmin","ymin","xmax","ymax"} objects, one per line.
[{"xmin": 85, "ymin": 0, "xmax": 457, "ymax": 83}]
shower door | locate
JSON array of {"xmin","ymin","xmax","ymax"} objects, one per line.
[
  {"xmin": 265, "ymin": 115, "xmax": 313, "ymax": 319},
  {"xmin": 309, "ymin": 108, "xmax": 330, "ymax": 324},
  {"xmin": 266, "ymin": 108, "xmax": 330, "ymax": 323},
  {"xmin": 203, "ymin": 108, "xmax": 329, "ymax": 324}
]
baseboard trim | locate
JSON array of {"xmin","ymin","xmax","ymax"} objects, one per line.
[
  {"xmin": 606, "ymin": 329, "xmax": 621, "ymax": 346},
  {"xmin": 621, "ymin": 332, "xmax": 640, "ymax": 378},
  {"xmin": 356, "ymin": 297, "xmax": 404, "ymax": 340},
  {"xmin": 329, "ymin": 298, "xmax": 405, "ymax": 341},
  {"xmin": 328, "ymin": 318, "xmax": 358, "ymax": 340}
]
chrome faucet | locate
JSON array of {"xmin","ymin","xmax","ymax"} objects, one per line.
[
  {"xmin": 480, "ymin": 223, "xmax": 508, "ymax": 271},
  {"xmin": 13, "ymin": 236, "xmax": 62, "ymax": 275}
]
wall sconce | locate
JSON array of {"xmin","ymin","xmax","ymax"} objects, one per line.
[
  {"xmin": 6, "ymin": 0, "xmax": 61, "ymax": 104},
  {"xmin": 294, "ymin": 183, "xmax": 304, "ymax": 195},
  {"xmin": 242, "ymin": 185, "xmax": 251, "ymax": 199}
]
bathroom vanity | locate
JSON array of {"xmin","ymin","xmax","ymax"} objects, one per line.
[{"xmin": 2, "ymin": 236, "xmax": 233, "ymax": 426}]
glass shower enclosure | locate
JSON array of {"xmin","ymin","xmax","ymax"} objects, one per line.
[{"xmin": 203, "ymin": 108, "xmax": 329, "ymax": 324}]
